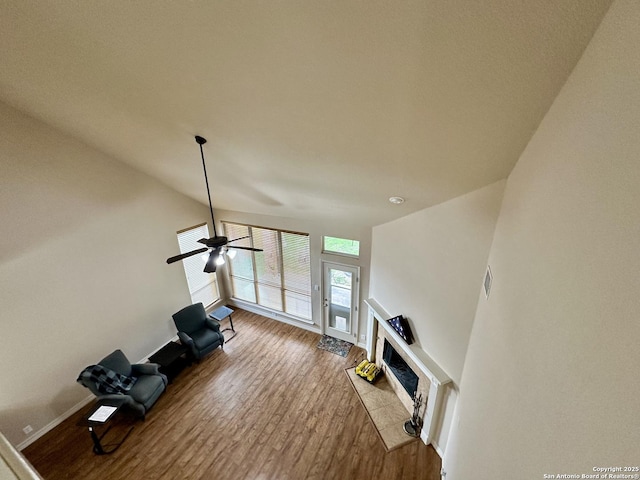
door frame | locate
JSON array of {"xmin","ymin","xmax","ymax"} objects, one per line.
[{"xmin": 321, "ymin": 261, "xmax": 360, "ymax": 344}]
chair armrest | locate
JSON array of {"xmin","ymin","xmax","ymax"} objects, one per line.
[
  {"xmin": 205, "ymin": 318, "xmax": 221, "ymax": 332},
  {"xmin": 95, "ymin": 392, "xmax": 128, "ymax": 402},
  {"xmin": 132, "ymin": 363, "xmax": 161, "ymax": 376},
  {"xmin": 178, "ymin": 332, "xmax": 198, "ymax": 356},
  {"xmin": 177, "ymin": 331, "xmax": 199, "ymax": 361},
  {"xmin": 177, "ymin": 331, "xmax": 194, "ymax": 347}
]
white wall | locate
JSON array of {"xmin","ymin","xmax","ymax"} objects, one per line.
[
  {"xmin": 370, "ymin": 180, "xmax": 505, "ymax": 384},
  {"xmin": 369, "ymin": 180, "xmax": 505, "ymax": 453},
  {"xmin": 444, "ymin": 0, "xmax": 640, "ymax": 477},
  {"xmin": 215, "ymin": 209, "xmax": 372, "ymax": 342},
  {"xmin": 0, "ymin": 101, "xmax": 211, "ymax": 447}
]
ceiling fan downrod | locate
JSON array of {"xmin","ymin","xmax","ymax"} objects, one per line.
[
  {"xmin": 195, "ymin": 135, "xmax": 218, "ymax": 238},
  {"xmin": 166, "ymin": 135, "xmax": 263, "ymax": 272}
]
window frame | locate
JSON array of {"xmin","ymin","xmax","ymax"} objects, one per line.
[
  {"xmin": 223, "ymin": 222, "xmax": 312, "ymax": 322},
  {"xmin": 322, "ymin": 235, "xmax": 361, "ymax": 258}
]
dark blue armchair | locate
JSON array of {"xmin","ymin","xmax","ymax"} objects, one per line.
[
  {"xmin": 77, "ymin": 349, "xmax": 167, "ymax": 418},
  {"xmin": 172, "ymin": 303, "xmax": 224, "ymax": 361}
]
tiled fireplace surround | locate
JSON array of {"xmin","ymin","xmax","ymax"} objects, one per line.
[{"xmin": 365, "ymin": 298, "xmax": 451, "ymax": 447}]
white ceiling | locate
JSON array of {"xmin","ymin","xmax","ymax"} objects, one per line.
[{"xmin": 0, "ymin": 1, "xmax": 613, "ymax": 228}]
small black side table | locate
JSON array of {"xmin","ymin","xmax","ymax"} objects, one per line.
[
  {"xmin": 77, "ymin": 397, "xmax": 134, "ymax": 455},
  {"xmin": 149, "ymin": 341, "xmax": 190, "ymax": 382},
  {"xmin": 209, "ymin": 306, "xmax": 236, "ymax": 340}
]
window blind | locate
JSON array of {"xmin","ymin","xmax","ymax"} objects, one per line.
[
  {"xmin": 223, "ymin": 222, "xmax": 311, "ymax": 320},
  {"xmin": 177, "ymin": 223, "xmax": 220, "ymax": 307},
  {"xmin": 282, "ymin": 232, "xmax": 311, "ymax": 318},
  {"xmin": 252, "ymin": 227, "xmax": 282, "ymax": 310}
]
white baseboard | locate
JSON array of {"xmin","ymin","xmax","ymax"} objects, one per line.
[
  {"xmin": 17, "ymin": 338, "xmax": 181, "ymax": 452},
  {"xmin": 17, "ymin": 395, "xmax": 94, "ymax": 451},
  {"xmin": 420, "ymin": 428, "xmax": 444, "ymax": 458},
  {"xmin": 432, "ymin": 439, "xmax": 444, "ymax": 458},
  {"xmin": 139, "ymin": 335, "xmax": 180, "ymax": 363},
  {"xmin": 16, "ymin": 310, "xmax": 336, "ymax": 453},
  {"xmin": 227, "ymin": 300, "xmax": 321, "ymax": 334}
]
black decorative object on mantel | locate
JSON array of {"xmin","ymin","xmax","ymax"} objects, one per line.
[
  {"xmin": 387, "ymin": 315, "xmax": 414, "ymax": 344},
  {"xmin": 403, "ymin": 392, "xmax": 423, "ymax": 437}
]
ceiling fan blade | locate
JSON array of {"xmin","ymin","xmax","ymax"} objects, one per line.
[
  {"xmin": 228, "ymin": 235, "xmax": 250, "ymax": 243},
  {"xmin": 197, "ymin": 238, "xmax": 209, "ymax": 245},
  {"xmin": 227, "ymin": 246, "xmax": 263, "ymax": 252},
  {"xmin": 166, "ymin": 247, "xmax": 209, "ymax": 264}
]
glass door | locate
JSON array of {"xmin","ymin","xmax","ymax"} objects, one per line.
[{"xmin": 322, "ymin": 262, "xmax": 359, "ymax": 344}]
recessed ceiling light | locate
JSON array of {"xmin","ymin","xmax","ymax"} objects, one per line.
[{"xmin": 389, "ymin": 196, "xmax": 405, "ymax": 205}]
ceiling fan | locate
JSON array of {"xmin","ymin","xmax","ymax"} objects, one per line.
[{"xmin": 166, "ymin": 135, "xmax": 262, "ymax": 273}]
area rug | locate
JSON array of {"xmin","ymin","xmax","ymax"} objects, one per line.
[
  {"xmin": 316, "ymin": 335, "xmax": 353, "ymax": 357},
  {"xmin": 344, "ymin": 367, "xmax": 418, "ymax": 452}
]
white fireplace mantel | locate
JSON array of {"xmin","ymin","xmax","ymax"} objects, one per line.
[{"xmin": 364, "ymin": 297, "xmax": 452, "ymax": 447}]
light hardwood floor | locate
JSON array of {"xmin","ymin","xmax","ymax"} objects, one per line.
[{"xmin": 23, "ymin": 309, "xmax": 442, "ymax": 479}]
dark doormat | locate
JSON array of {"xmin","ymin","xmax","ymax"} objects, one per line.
[{"xmin": 317, "ymin": 335, "xmax": 353, "ymax": 357}]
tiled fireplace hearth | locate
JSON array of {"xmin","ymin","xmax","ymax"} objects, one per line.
[{"xmin": 365, "ymin": 298, "xmax": 452, "ymax": 446}]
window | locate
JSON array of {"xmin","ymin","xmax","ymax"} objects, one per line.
[
  {"xmin": 323, "ymin": 236, "xmax": 360, "ymax": 257},
  {"xmin": 223, "ymin": 222, "xmax": 311, "ymax": 320},
  {"xmin": 176, "ymin": 223, "xmax": 220, "ymax": 307}
]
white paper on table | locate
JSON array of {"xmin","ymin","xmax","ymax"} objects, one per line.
[{"xmin": 88, "ymin": 405, "xmax": 118, "ymax": 423}]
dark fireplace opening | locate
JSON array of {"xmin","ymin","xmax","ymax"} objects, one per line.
[{"xmin": 383, "ymin": 339, "xmax": 419, "ymax": 398}]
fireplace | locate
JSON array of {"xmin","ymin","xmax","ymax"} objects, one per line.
[
  {"xmin": 383, "ymin": 339, "xmax": 419, "ymax": 397},
  {"xmin": 365, "ymin": 298, "xmax": 452, "ymax": 449}
]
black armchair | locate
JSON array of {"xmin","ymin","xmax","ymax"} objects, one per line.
[
  {"xmin": 77, "ymin": 349, "xmax": 167, "ymax": 418},
  {"xmin": 172, "ymin": 303, "xmax": 224, "ymax": 361}
]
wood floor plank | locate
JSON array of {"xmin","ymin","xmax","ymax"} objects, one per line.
[{"xmin": 23, "ymin": 309, "xmax": 442, "ymax": 479}]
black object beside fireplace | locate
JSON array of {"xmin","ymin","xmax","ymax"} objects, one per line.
[{"xmin": 383, "ymin": 339, "xmax": 419, "ymax": 398}]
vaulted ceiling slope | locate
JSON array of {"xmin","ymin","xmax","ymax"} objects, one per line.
[{"xmin": 0, "ymin": 1, "xmax": 613, "ymax": 227}]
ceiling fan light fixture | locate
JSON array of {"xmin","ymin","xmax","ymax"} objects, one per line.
[
  {"xmin": 389, "ymin": 196, "xmax": 405, "ymax": 205},
  {"xmin": 215, "ymin": 254, "xmax": 225, "ymax": 266},
  {"xmin": 227, "ymin": 249, "xmax": 237, "ymax": 259},
  {"xmin": 204, "ymin": 253, "xmax": 217, "ymax": 273}
]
